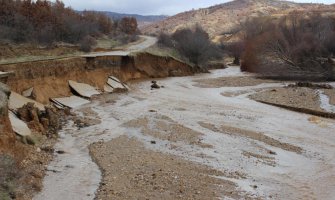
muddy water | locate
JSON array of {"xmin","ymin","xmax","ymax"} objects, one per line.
[{"xmin": 34, "ymin": 67, "xmax": 335, "ymax": 200}]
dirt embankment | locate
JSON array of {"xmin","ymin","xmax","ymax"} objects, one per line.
[
  {"xmin": 0, "ymin": 53, "xmax": 196, "ymax": 104},
  {"xmin": 0, "ymin": 83, "xmax": 15, "ymax": 154}
]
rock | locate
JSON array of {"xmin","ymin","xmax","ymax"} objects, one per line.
[
  {"xmin": 41, "ymin": 146, "xmax": 54, "ymax": 153},
  {"xmin": 268, "ymin": 150, "xmax": 277, "ymax": 155},
  {"xmin": 25, "ymin": 135, "xmax": 38, "ymax": 145},
  {"xmin": 16, "ymin": 102, "xmax": 45, "ymax": 133},
  {"xmin": 0, "ymin": 82, "xmax": 11, "ymax": 96},
  {"xmin": 150, "ymin": 141, "xmax": 156, "ymax": 144},
  {"xmin": 56, "ymin": 150, "xmax": 66, "ymax": 154},
  {"xmin": 45, "ymin": 106, "xmax": 60, "ymax": 132},
  {"xmin": 40, "ymin": 118, "xmax": 49, "ymax": 129},
  {"xmin": 151, "ymin": 83, "xmax": 160, "ymax": 89}
]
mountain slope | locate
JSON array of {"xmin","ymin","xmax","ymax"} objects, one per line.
[
  {"xmin": 141, "ymin": 0, "xmax": 334, "ymax": 41},
  {"xmin": 102, "ymin": 11, "xmax": 167, "ymax": 27}
]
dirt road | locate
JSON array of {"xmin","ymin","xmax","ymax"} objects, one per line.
[
  {"xmin": 82, "ymin": 36, "xmax": 157, "ymax": 57},
  {"xmin": 34, "ymin": 67, "xmax": 335, "ymax": 200}
]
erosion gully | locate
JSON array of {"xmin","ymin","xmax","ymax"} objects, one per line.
[{"xmin": 34, "ymin": 67, "xmax": 335, "ymax": 200}]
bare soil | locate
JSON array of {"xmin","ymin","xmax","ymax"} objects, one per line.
[
  {"xmin": 89, "ymin": 136, "xmax": 246, "ymax": 200},
  {"xmin": 198, "ymin": 122, "xmax": 303, "ymax": 154},
  {"xmin": 124, "ymin": 114, "xmax": 212, "ymax": 148},
  {"xmin": 193, "ymin": 76, "xmax": 275, "ymax": 88},
  {"xmin": 0, "ymin": 135, "xmax": 56, "ymax": 200},
  {"xmin": 249, "ymin": 87, "xmax": 323, "ymax": 112}
]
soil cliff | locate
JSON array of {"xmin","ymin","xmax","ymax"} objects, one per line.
[
  {"xmin": 0, "ymin": 53, "xmax": 196, "ymax": 104},
  {"xmin": 0, "ymin": 83, "xmax": 15, "ymax": 154}
]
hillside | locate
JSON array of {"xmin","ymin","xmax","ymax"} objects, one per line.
[{"xmin": 141, "ymin": 0, "xmax": 335, "ymax": 42}]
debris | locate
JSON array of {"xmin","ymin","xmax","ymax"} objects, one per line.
[
  {"xmin": 107, "ymin": 78, "xmax": 125, "ymax": 90},
  {"xmin": 68, "ymin": 80, "xmax": 100, "ymax": 98},
  {"xmin": 22, "ymin": 87, "xmax": 34, "ymax": 98},
  {"xmin": 9, "ymin": 111, "xmax": 31, "ymax": 137},
  {"xmin": 9, "ymin": 91, "xmax": 45, "ymax": 111},
  {"xmin": 51, "ymin": 96, "xmax": 90, "ymax": 109},
  {"xmin": 109, "ymin": 76, "xmax": 122, "ymax": 83},
  {"xmin": 104, "ymin": 84, "xmax": 114, "ymax": 93}
]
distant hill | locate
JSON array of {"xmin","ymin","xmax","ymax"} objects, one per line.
[
  {"xmin": 141, "ymin": 0, "xmax": 335, "ymax": 42},
  {"xmin": 102, "ymin": 11, "xmax": 168, "ymax": 27}
]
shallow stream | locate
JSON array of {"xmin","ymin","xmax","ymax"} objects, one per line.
[{"xmin": 34, "ymin": 67, "xmax": 335, "ymax": 200}]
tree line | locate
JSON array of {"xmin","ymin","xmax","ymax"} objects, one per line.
[
  {"xmin": 0, "ymin": 0, "xmax": 138, "ymax": 45},
  {"xmin": 240, "ymin": 13, "xmax": 335, "ymax": 80}
]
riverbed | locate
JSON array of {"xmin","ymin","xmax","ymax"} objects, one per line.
[{"xmin": 34, "ymin": 67, "xmax": 335, "ymax": 200}]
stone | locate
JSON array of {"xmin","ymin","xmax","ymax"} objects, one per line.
[{"xmin": 151, "ymin": 83, "xmax": 160, "ymax": 89}]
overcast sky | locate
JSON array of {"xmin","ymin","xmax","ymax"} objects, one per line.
[{"xmin": 56, "ymin": 0, "xmax": 334, "ymax": 15}]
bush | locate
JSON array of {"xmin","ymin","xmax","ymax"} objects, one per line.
[
  {"xmin": 241, "ymin": 13, "xmax": 335, "ymax": 80},
  {"xmin": 159, "ymin": 25, "xmax": 222, "ymax": 66},
  {"xmin": 79, "ymin": 36, "xmax": 97, "ymax": 52},
  {"xmin": 224, "ymin": 42, "xmax": 244, "ymax": 65},
  {"xmin": 158, "ymin": 32, "xmax": 173, "ymax": 47}
]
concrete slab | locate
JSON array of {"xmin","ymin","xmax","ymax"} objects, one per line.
[
  {"xmin": 9, "ymin": 92, "xmax": 45, "ymax": 111},
  {"xmin": 9, "ymin": 111, "xmax": 31, "ymax": 137},
  {"xmin": 104, "ymin": 85, "xmax": 114, "ymax": 93},
  {"xmin": 109, "ymin": 76, "xmax": 122, "ymax": 83},
  {"xmin": 51, "ymin": 96, "xmax": 90, "ymax": 109},
  {"xmin": 108, "ymin": 76, "xmax": 129, "ymax": 90},
  {"xmin": 0, "ymin": 71, "xmax": 14, "ymax": 78},
  {"xmin": 22, "ymin": 87, "xmax": 34, "ymax": 98},
  {"xmin": 107, "ymin": 78, "xmax": 125, "ymax": 89},
  {"xmin": 69, "ymin": 80, "xmax": 100, "ymax": 98}
]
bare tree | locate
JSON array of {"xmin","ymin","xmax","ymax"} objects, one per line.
[{"xmin": 241, "ymin": 13, "xmax": 335, "ymax": 80}]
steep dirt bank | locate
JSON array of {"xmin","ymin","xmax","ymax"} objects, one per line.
[
  {"xmin": 1, "ymin": 82, "xmax": 60, "ymax": 200},
  {"xmin": 0, "ymin": 53, "xmax": 196, "ymax": 104},
  {"xmin": 0, "ymin": 83, "xmax": 15, "ymax": 153}
]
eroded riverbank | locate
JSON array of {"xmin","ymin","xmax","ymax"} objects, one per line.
[{"xmin": 35, "ymin": 67, "xmax": 335, "ymax": 200}]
